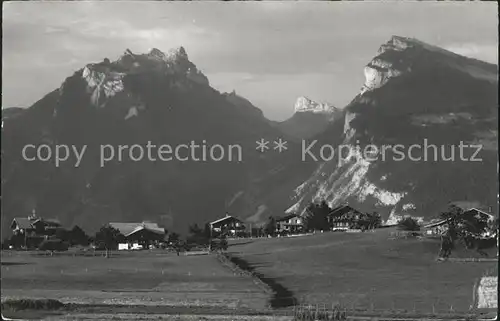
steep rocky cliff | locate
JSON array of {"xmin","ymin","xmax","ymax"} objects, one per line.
[{"xmin": 286, "ymin": 36, "xmax": 498, "ymax": 223}]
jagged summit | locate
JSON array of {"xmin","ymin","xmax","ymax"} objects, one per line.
[
  {"xmin": 79, "ymin": 46, "xmax": 209, "ymax": 108},
  {"xmin": 147, "ymin": 47, "xmax": 166, "ymax": 59},
  {"xmin": 294, "ymin": 96, "xmax": 337, "ymax": 114},
  {"xmin": 166, "ymin": 46, "xmax": 188, "ymax": 61}
]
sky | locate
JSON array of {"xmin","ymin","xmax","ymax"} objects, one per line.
[{"xmin": 2, "ymin": 2, "xmax": 498, "ymax": 121}]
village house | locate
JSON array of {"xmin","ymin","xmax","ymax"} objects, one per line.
[
  {"xmin": 423, "ymin": 219, "xmax": 449, "ymax": 236},
  {"xmin": 424, "ymin": 206, "xmax": 497, "ymax": 237},
  {"xmin": 209, "ymin": 213, "xmax": 245, "ymax": 238},
  {"xmin": 10, "ymin": 210, "xmax": 63, "ymax": 248},
  {"xmin": 327, "ymin": 205, "xmax": 363, "ymax": 230},
  {"xmin": 109, "ymin": 221, "xmax": 166, "ymax": 250},
  {"xmin": 275, "ymin": 214, "xmax": 304, "ymax": 234}
]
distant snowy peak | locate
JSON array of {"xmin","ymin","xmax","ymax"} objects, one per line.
[{"xmin": 294, "ymin": 96, "xmax": 338, "ymax": 114}]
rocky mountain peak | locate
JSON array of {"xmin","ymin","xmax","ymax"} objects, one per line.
[
  {"xmin": 147, "ymin": 47, "xmax": 166, "ymax": 60},
  {"xmin": 361, "ymin": 35, "xmax": 497, "ymax": 94},
  {"xmin": 166, "ymin": 46, "xmax": 188, "ymax": 61},
  {"xmin": 78, "ymin": 46, "xmax": 208, "ymax": 108},
  {"xmin": 294, "ymin": 96, "xmax": 336, "ymax": 114},
  {"xmin": 288, "ymin": 36, "xmax": 498, "ymax": 224}
]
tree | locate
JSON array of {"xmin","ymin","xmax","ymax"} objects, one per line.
[
  {"xmin": 264, "ymin": 216, "xmax": 276, "ymax": 236},
  {"xmin": 168, "ymin": 232, "xmax": 180, "ymax": 243},
  {"xmin": 39, "ymin": 239, "xmax": 69, "ymax": 254},
  {"xmin": 94, "ymin": 225, "xmax": 125, "ymax": 258},
  {"xmin": 304, "ymin": 200, "xmax": 330, "ymax": 231},
  {"xmin": 362, "ymin": 212, "xmax": 382, "ymax": 230},
  {"xmin": 187, "ymin": 223, "xmax": 209, "ymax": 246},
  {"xmin": 55, "ymin": 229, "xmax": 71, "ymax": 243},
  {"xmin": 439, "ymin": 205, "xmax": 493, "ymax": 251},
  {"xmin": 203, "ymin": 223, "xmax": 212, "ymax": 239},
  {"xmin": 70, "ymin": 225, "xmax": 90, "ymax": 246},
  {"xmin": 397, "ymin": 217, "xmax": 420, "ymax": 231}
]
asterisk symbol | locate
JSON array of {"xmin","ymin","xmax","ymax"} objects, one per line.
[
  {"xmin": 256, "ymin": 139, "xmax": 270, "ymax": 153},
  {"xmin": 274, "ymin": 138, "xmax": 288, "ymax": 152}
]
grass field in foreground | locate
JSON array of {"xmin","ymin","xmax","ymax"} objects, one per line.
[
  {"xmin": 227, "ymin": 228, "xmax": 497, "ymax": 313},
  {"xmin": 0, "ymin": 250, "xmax": 268, "ymax": 315}
]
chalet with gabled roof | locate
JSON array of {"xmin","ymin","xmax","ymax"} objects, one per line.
[
  {"xmin": 275, "ymin": 214, "xmax": 304, "ymax": 234},
  {"xmin": 108, "ymin": 221, "xmax": 166, "ymax": 247},
  {"xmin": 327, "ymin": 204, "xmax": 363, "ymax": 230},
  {"xmin": 10, "ymin": 210, "xmax": 64, "ymax": 248},
  {"xmin": 209, "ymin": 213, "xmax": 245, "ymax": 237}
]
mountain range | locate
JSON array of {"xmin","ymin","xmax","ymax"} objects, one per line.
[{"xmin": 1, "ymin": 36, "xmax": 498, "ymax": 236}]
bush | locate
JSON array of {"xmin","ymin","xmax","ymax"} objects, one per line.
[
  {"xmin": 1, "ymin": 299, "xmax": 65, "ymax": 311},
  {"xmin": 38, "ymin": 239, "xmax": 69, "ymax": 252},
  {"xmin": 397, "ymin": 217, "xmax": 420, "ymax": 231}
]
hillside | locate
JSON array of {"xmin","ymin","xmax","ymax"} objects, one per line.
[
  {"xmin": 1, "ymin": 47, "xmax": 314, "ymax": 235},
  {"xmin": 286, "ymin": 36, "xmax": 498, "ymax": 222},
  {"xmin": 228, "ymin": 229, "xmax": 497, "ymax": 312}
]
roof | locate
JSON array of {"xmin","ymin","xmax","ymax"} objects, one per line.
[
  {"xmin": 209, "ymin": 215, "xmax": 242, "ymax": 226},
  {"xmin": 125, "ymin": 225, "xmax": 165, "ymax": 237},
  {"xmin": 328, "ymin": 205, "xmax": 361, "ymax": 217},
  {"xmin": 32, "ymin": 218, "xmax": 61, "ymax": 227},
  {"xmin": 424, "ymin": 219, "xmax": 449, "ymax": 228},
  {"xmin": 464, "ymin": 208, "xmax": 496, "ymax": 219},
  {"xmin": 108, "ymin": 222, "xmax": 165, "ymax": 236},
  {"xmin": 276, "ymin": 214, "xmax": 300, "ymax": 223},
  {"xmin": 12, "ymin": 217, "xmax": 34, "ymax": 229}
]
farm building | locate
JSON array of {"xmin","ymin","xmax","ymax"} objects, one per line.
[
  {"xmin": 275, "ymin": 214, "xmax": 304, "ymax": 234},
  {"xmin": 424, "ymin": 206, "xmax": 497, "ymax": 237},
  {"xmin": 209, "ymin": 213, "xmax": 245, "ymax": 237},
  {"xmin": 327, "ymin": 205, "xmax": 363, "ymax": 230},
  {"xmin": 423, "ymin": 219, "xmax": 449, "ymax": 236},
  {"xmin": 10, "ymin": 211, "xmax": 64, "ymax": 248},
  {"xmin": 109, "ymin": 222, "xmax": 166, "ymax": 249}
]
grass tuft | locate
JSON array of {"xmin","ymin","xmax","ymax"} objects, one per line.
[{"xmin": 1, "ymin": 298, "xmax": 65, "ymax": 311}]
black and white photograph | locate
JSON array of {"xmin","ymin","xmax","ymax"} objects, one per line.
[{"xmin": 1, "ymin": 1, "xmax": 498, "ymax": 320}]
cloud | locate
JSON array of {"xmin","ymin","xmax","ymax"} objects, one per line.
[{"xmin": 444, "ymin": 43, "xmax": 498, "ymax": 64}]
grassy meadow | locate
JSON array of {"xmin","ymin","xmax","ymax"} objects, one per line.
[
  {"xmin": 227, "ymin": 228, "xmax": 497, "ymax": 314},
  {"xmin": 1, "ymin": 250, "xmax": 269, "ymax": 319},
  {"xmin": 0, "ymin": 228, "xmax": 497, "ymax": 319}
]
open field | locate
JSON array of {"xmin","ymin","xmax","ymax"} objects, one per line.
[
  {"xmin": 1, "ymin": 250, "xmax": 270, "ymax": 319},
  {"xmin": 227, "ymin": 228, "xmax": 498, "ymax": 314},
  {"xmin": 1, "ymin": 230, "xmax": 497, "ymax": 320}
]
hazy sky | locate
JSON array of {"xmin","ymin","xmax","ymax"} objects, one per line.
[{"xmin": 3, "ymin": 2, "xmax": 498, "ymax": 120}]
